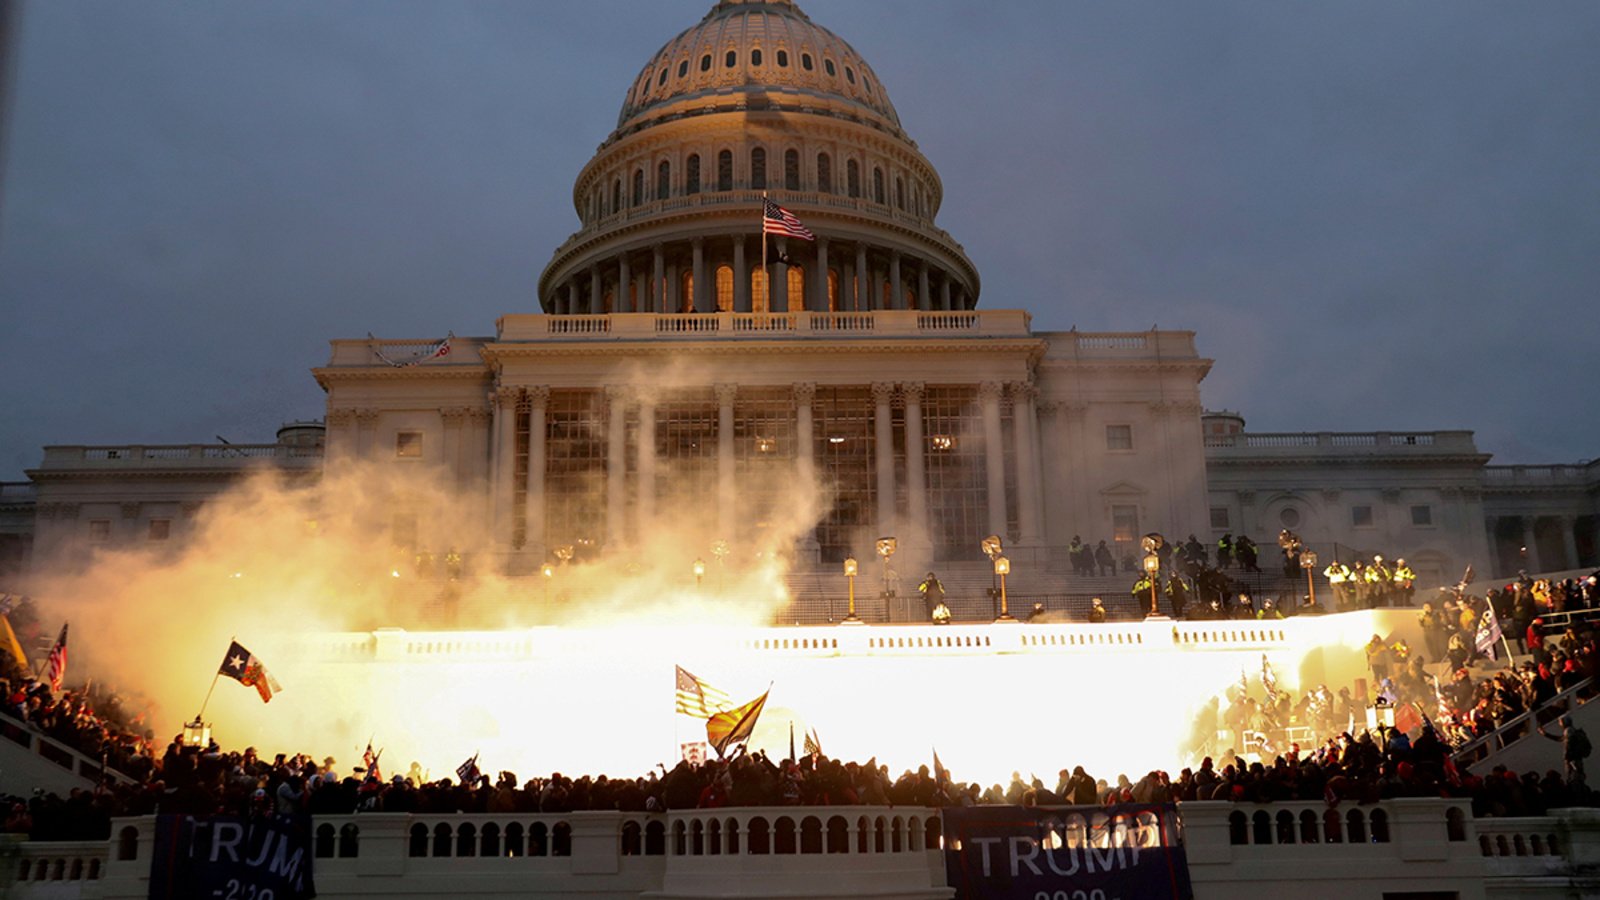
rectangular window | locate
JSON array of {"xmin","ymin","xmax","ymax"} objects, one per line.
[
  {"xmin": 1352, "ymin": 505, "xmax": 1374, "ymax": 528},
  {"xmin": 1210, "ymin": 507, "xmax": 1230, "ymax": 529},
  {"xmin": 88, "ymin": 520, "xmax": 111, "ymax": 542},
  {"xmin": 1411, "ymin": 505, "xmax": 1433, "ymax": 527},
  {"xmin": 396, "ymin": 432, "xmax": 422, "ymax": 458},
  {"xmin": 1112, "ymin": 505, "xmax": 1139, "ymax": 543},
  {"xmin": 148, "ymin": 519, "xmax": 171, "ymax": 541},
  {"xmin": 1106, "ymin": 424, "xmax": 1133, "ymax": 451}
]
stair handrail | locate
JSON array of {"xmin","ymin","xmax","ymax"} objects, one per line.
[{"xmin": 1451, "ymin": 675, "xmax": 1598, "ymax": 767}]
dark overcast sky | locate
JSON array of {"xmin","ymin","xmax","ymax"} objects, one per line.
[{"xmin": 2, "ymin": 0, "xmax": 1598, "ymax": 480}]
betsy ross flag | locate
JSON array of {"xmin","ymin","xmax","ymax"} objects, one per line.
[
  {"xmin": 43, "ymin": 623, "xmax": 68, "ymax": 692},
  {"xmin": 706, "ymin": 688, "xmax": 770, "ymax": 757},
  {"xmin": 456, "ymin": 752, "xmax": 481, "ymax": 786},
  {"xmin": 219, "ymin": 641, "xmax": 283, "ymax": 703},
  {"xmin": 1475, "ymin": 604, "xmax": 1504, "ymax": 660},
  {"xmin": 762, "ymin": 197, "xmax": 814, "ymax": 241},
  {"xmin": 675, "ymin": 665, "xmax": 732, "ymax": 719}
]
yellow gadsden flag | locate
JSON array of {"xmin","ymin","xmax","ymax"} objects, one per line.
[
  {"xmin": 0, "ymin": 614, "xmax": 27, "ymax": 672},
  {"xmin": 705, "ymin": 688, "xmax": 770, "ymax": 758}
]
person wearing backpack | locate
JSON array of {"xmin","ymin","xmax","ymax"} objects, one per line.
[{"xmin": 1539, "ymin": 715, "xmax": 1591, "ymax": 784}]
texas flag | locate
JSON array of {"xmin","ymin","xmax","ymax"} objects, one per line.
[{"xmin": 219, "ymin": 641, "xmax": 283, "ymax": 703}]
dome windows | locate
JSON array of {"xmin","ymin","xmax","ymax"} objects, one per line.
[
  {"xmin": 801, "ymin": 53, "xmax": 814, "ymax": 71},
  {"xmin": 658, "ymin": 67, "xmax": 668, "ymax": 87},
  {"xmin": 678, "ymin": 60, "xmax": 689, "ymax": 79},
  {"xmin": 845, "ymin": 66, "xmax": 856, "ymax": 85},
  {"xmin": 700, "ymin": 54, "xmax": 712, "ymax": 72},
  {"xmin": 686, "ymin": 154, "xmax": 701, "ymax": 195},
  {"xmin": 717, "ymin": 150, "xmax": 733, "ymax": 191},
  {"xmin": 824, "ymin": 58, "xmax": 836, "ymax": 77},
  {"xmin": 632, "ymin": 169, "xmax": 645, "ymax": 206},
  {"xmin": 750, "ymin": 147, "xmax": 767, "ymax": 190},
  {"xmin": 725, "ymin": 49, "xmax": 737, "ymax": 68},
  {"xmin": 872, "ymin": 167, "xmax": 885, "ymax": 205},
  {"xmin": 846, "ymin": 160, "xmax": 860, "ymax": 198},
  {"xmin": 776, "ymin": 49, "xmax": 789, "ymax": 67},
  {"xmin": 751, "ymin": 48, "xmax": 762, "ymax": 66},
  {"xmin": 817, "ymin": 153, "xmax": 832, "ymax": 193},
  {"xmin": 784, "ymin": 149, "xmax": 800, "ymax": 191},
  {"xmin": 656, "ymin": 161, "xmax": 670, "ymax": 201}
]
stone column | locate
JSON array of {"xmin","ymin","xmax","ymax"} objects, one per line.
[
  {"xmin": 1010, "ymin": 381, "xmax": 1044, "ymax": 545},
  {"xmin": 889, "ymin": 251, "xmax": 902, "ymax": 310},
  {"xmin": 618, "ymin": 255, "xmax": 631, "ymax": 313},
  {"xmin": 492, "ymin": 387, "xmax": 520, "ymax": 548},
  {"xmin": 716, "ymin": 384, "xmax": 737, "ymax": 540},
  {"xmin": 1559, "ymin": 515, "xmax": 1580, "ymax": 572},
  {"xmin": 589, "ymin": 265, "xmax": 603, "ymax": 315},
  {"xmin": 872, "ymin": 382, "xmax": 897, "ymax": 538},
  {"xmin": 523, "ymin": 386, "xmax": 550, "ymax": 559},
  {"xmin": 855, "ymin": 244, "xmax": 869, "ymax": 310},
  {"xmin": 652, "ymin": 245, "xmax": 666, "ymax": 314},
  {"xmin": 813, "ymin": 237, "xmax": 829, "ymax": 311},
  {"xmin": 667, "ymin": 261, "xmax": 680, "ymax": 313},
  {"xmin": 692, "ymin": 238, "xmax": 708, "ymax": 313},
  {"xmin": 566, "ymin": 281, "xmax": 579, "ymax": 317},
  {"xmin": 734, "ymin": 236, "xmax": 750, "ymax": 313},
  {"xmin": 1520, "ymin": 516, "xmax": 1542, "ymax": 572},
  {"xmin": 917, "ymin": 263, "xmax": 930, "ymax": 312},
  {"xmin": 606, "ymin": 386, "xmax": 627, "ymax": 546},
  {"xmin": 772, "ymin": 241, "xmax": 789, "ymax": 313},
  {"xmin": 637, "ymin": 395, "xmax": 657, "ymax": 533},
  {"xmin": 939, "ymin": 275, "xmax": 952, "ymax": 312},
  {"xmin": 902, "ymin": 382, "xmax": 927, "ymax": 547},
  {"xmin": 843, "ymin": 261, "xmax": 857, "ymax": 311},
  {"xmin": 979, "ymin": 381, "xmax": 1008, "ymax": 539}
]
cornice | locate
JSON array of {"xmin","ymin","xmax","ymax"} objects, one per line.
[
  {"xmin": 480, "ymin": 336, "xmax": 1047, "ymax": 361},
  {"xmin": 313, "ymin": 366, "xmax": 492, "ymax": 386}
]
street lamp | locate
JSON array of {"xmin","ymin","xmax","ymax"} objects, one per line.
[
  {"xmin": 541, "ymin": 561, "xmax": 555, "ymax": 603},
  {"xmin": 1142, "ymin": 552, "xmax": 1162, "ymax": 617},
  {"xmin": 693, "ymin": 557, "xmax": 706, "ymax": 588},
  {"xmin": 994, "ymin": 555, "xmax": 1015, "ymax": 621},
  {"xmin": 875, "ymin": 537, "xmax": 898, "ymax": 601},
  {"xmin": 183, "ymin": 717, "xmax": 211, "ymax": 749},
  {"xmin": 842, "ymin": 557, "xmax": 861, "ymax": 624},
  {"xmin": 1300, "ymin": 548, "xmax": 1318, "ymax": 608}
]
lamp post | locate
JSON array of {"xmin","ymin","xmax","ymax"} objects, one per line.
[
  {"xmin": 875, "ymin": 536, "xmax": 898, "ymax": 606},
  {"xmin": 1142, "ymin": 552, "xmax": 1161, "ymax": 617},
  {"xmin": 541, "ymin": 561, "xmax": 555, "ymax": 603},
  {"xmin": 1300, "ymin": 548, "xmax": 1318, "ymax": 608},
  {"xmin": 711, "ymin": 539, "xmax": 729, "ymax": 591},
  {"xmin": 994, "ymin": 555, "xmax": 1014, "ymax": 621},
  {"xmin": 183, "ymin": 717, "xmax": 211, "ymax": 750},
  {"xmin": 842, "ymin": 556, "xmax": 861, "ymax": 624},
  {"xmin": 693, "ymin": 557, "xmax": 706, "ymax": 589}
]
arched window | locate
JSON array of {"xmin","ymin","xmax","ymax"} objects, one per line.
[
  {"xmin": 817, "ymin": 153, "xmax": 832, "ymax": 193},
  {"xmin": 895, "ymin": 175, "xmax": 905, "ymax": 209},
  {"xmin": 457, "ymin": 823, "xmax": 478, "ymax": 857},
  {"xmin": 678, "ymin": 60, "xmax": 688, "ymax": 78},
  {"xmin": 645, "ymin": 821, "xmax": 666, "ymax": 855},
  {"xmin": 339, "ymin": 823, "xmax": 360, "ymax": 858},
  {"xmin": 700, "ymin": 54, "xmax": 712, "ymax": 72},
  {"xmin": 656, "ymin": 160, "xmax": 670, "ymax": 200},
  {"xmin": 1298, "ymin": 810, "xmax": 1319, "ymax": 844},
  {"xmin": 432, "ymin": 824, "xmax": 452, "ymax": 857},
  {"xmin": 632, "ymin": 169, "xmax": 644, "ymax": 206},
  {"xmin": 846, "ymin": 159, "xmax": 860, "ymax": 198},
  {"xmin": 824, "ymin": 58, "xmax": 836, "ymax": 77},
  {"xmin": 845, "ymin": 66, "xmax": 855, "ymax": 84},
  {"xmin": 657, "ymin": 67, "xmax": 667, "ymax": 87},
  {"xmin": 686, "ymin": 154, "xmax": 701, "ymax": 194},
  {"xmin": 787, "ymin": 265, "xmax": 805, "ymax": 306},
  {"xmin": 801, "ymin": 53, "xmax": 814, "ymax": 71},
  {"xmin": 800, "ymin": 816, "xmax": 823, "ymax": 854},
  {"xmin": 315, "ymin": 824, "xmax": 336, "ymax": 858},
  {"xmin": 750, "ymin": 147, "xmax": 767, "ymax": 189},
  {"xmin": 715, "ymin": 265, "xmax": 733, "ymax": 311},
  {"xmin": 752, "ymin": 268, "xmax": 770, "ymax": 313},
  {"xmin": 872, "ymin": 167, "xmax": 885, "ymax": 204},
  {"xmin": 776, "ymin": 49, "xmax": 789, "ymax": 67},
  {"xmin": 480, "ymin": 823, "xmax": 501, "ymax": 858},
  {"xmin": 827, "ymin": 268, "xmax": 839, "ymax": 311},
  {"xmin": 611, "ymin": 179, "xmax": 621, "ymax": 213},
  {"xmin": 1227, "ymin": 811, "xmax": 1248, "ymax": 845},
  {"xmin": 784, "ymin": 149, "xmax": 800, "ymax": 190},
  {"xmin": 1251, "ymin": 811, "xmax": 1271, "ymax": 845},
  {"xmin": 751, "ymin": 48, "xmax": 762, "ymax": 66},
  {"xmin": 505, "ymin": 823, "xmax": 524, "ymax": 857},
  {"xmin": 748, "ymin": 817, "xmax": 771, "ymax": 855},
  {"xmin": 717, "ymin": 150, "xmax": 733, "ymax": 191},
  {"xmin": 117, "ymin": 826, "xmax": 139, "ymax": 861},
  {"xmin": 409, "ymin": 824, "xmax": 429, "ymax": 857},
  {"xmin": 775, "ymin": 817, "xmax": 797, "ymax": 854},
  {"xmin": 725, "ymin": 49, "xmax": 737, "ymax": 68},
  {"xmin": 681, "ymin": 270, "xmax": 695, "ymax": 313}
]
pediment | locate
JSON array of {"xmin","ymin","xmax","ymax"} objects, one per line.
[{"xmin": 1099, "ymin": 481, "xmax": 1146, "ymax": 497}]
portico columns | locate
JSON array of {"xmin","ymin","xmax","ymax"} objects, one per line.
[
  {"xmin": 889, "ymin": 251, "xmax": 902, "ymax": 310},
  {"xmin": 872, "ymin": 382, "xmax": 897, "ymax": 538},
  {"xmin": 637, "ymin": 395, "xmax": 658, "ymax": 533},
  {"xmin": 492, "ymin": 387, "xmax": 520, "ymax": 547},
  {"xmin": 618, "ymin": 256, "xmax": 631, "ymax": 313},
  {"xmin": 1559, "ymin": 516, "xmax": 1580, "ymax": 571},
  {"xmin": 1520, "ymin": 517, "xmax": 1542, "ymax": 572},
  {"xmin": 917, "ymin": 263, "xmax": 930, "ymax": 312},
  {"xmin": 855, "ymin": 244, "xmax": 868, "ymax": 311},
  {"xmin": 716, "ymin": 384, "xmax": 737, "ymax": 539},
  {"xmin": 1010, "ymin": 381, "xmax": 1044, "ymax": 545},
  {"xmin": 523, "ymin": 386, "xmax": 549, "ymax": 558},
  {"xmin": 979, "ymin": 381, "xmax": 1008, "ymax": 539},
  {"xmin": 813, "ymin": 237, "xmax": 830, "ymax": 311},
  {"xmin": 589, "ymin": 266, "xmax": 602, "ymax": 315},
  {"xmin": 692, "ymin": 238, "xmax": 708, "ymax": 313},
  {"xmin": 566, "ymin": 282, "xmax": 578, "ymax": 317},
  {"xmin": 773, "ymin": 240, "xmax": 789, "ymax": 313},
  {"xmin": 652, "ymin": 245, "xmax": 666, "ymax": 314},
  {"xmin": 902, "ymin": 382, "xmax": 927, "ymax": 547},
  {"xmin": 606, "ymin": 387, "xmax": 627, "ymax": 545}
]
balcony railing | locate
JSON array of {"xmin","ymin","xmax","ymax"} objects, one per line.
[
  {"xmin": 493, "ymin": 309, "xmax": 1034, "ymax": 343},
  {"xmin": 37, "ymin": 444, "xmax": 324, "ymax": 469},
  {"xmin": 1205, "ymin": 431, "xmax": 1477, "ymax": 454}
]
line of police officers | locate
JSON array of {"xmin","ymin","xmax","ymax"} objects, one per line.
[{"xmin": 1323, "ymin": 554, "xmax": 1416, "ymax": 609}]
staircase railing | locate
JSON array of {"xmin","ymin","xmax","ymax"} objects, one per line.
[{"xmin": 1451, "ymin": 676, "xmax": 1598, "ymax": 768}]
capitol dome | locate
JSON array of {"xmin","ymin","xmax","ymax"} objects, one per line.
[{"xmin": 538, "ymin": 0, "xmax": 978, "ymax": 318}]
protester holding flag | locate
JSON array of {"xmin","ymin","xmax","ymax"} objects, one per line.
[{"xmin": 219, "ymin": 640, "xmax": 282, "ymax": 703}]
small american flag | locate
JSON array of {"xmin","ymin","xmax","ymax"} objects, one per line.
[
  {"xmin": 762, "ymin": 198, "xmax": 815, "ymax": 241},
  {"xmin": 44, "ymin": 623, "xmax": 67, "ymax": 692}
]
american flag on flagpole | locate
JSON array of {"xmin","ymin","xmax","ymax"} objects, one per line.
[
  {"xmin": 43, "ymin": 623, "xmax": 67, "ymax": 692},
  {"xmin": 762, "ymin": 197, "xmax": 815, "ymax": 241},
  {"xmin": 675, "ymin": 665, "xmax": 733, "ymax": 719}
]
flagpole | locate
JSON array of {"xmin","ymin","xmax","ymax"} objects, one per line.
[
  {"xmin": 760, "ymin": 192, "xmax": 768, "ymax": 312},
  {"xmin": 196, "ymin": 633, "xmax": 236, "ymax": 721}
]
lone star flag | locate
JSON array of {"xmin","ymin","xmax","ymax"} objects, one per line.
[
  {"xmin": 675, "ymin": 665, "xmax": 732, "ymax": 719},
  {"xmin": 706, "ymin": 688, "xmax": 770, "ymax": 757},
  {"xmin": 762, "ymin": 197, "xmax": 814, "ymax": 241},
  {"xmin": 219, "ymin": 641, "xmax": 282, "ymax": 703}
]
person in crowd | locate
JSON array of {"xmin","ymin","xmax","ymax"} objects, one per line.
[
  {"xmin": 1094, "ymin": 540, "xmax": 1115, "ymax": 577},
  {"xmin": 1216, "ymin": 534, "xmax": 1234, "ymax": 570},
  {"xmin": 1391, "ymin": 559, "xmax": 1416, "ymax": 607},
  {"xmin": 1538, "ymin": 715, "xmax": 1592, "ymax": 785},
  {"xmin": 1235, "ymin": 535, "xmax": 1260, "ymax": 573},
  {"xmin": 1086, "ymin": 597, "xmax": 1107, "ymax": 623},
  {"xmin": 918, "ymin": 571, "xmax": 947, "ymax": 624}
]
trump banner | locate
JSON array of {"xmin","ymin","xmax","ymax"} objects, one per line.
[
  {"xmin": 149, "ymin": 813, "xmax": 316, "ymax": 900},
  {"xmin": 942, "ymin": 803, "xmax": 1192, "ymax": 900}
]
